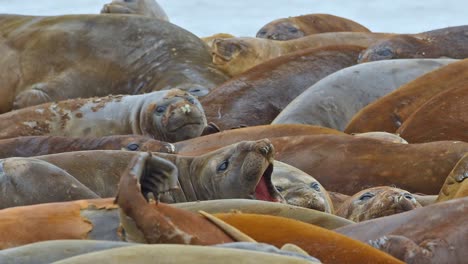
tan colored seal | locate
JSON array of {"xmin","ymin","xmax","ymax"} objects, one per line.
[
  {"xmin": 352, "ymin": 132, "xmax": 408, "ymax": 144},
  {"xmin": 336, "ymin": 186, "xmax": 421, "ymax": 222},
  {"xmin": 0, "ymin": 89, "xmax": 207, "ymax": 142},
  {"xmin": 100, "ymin": 0, "xmax": 169, "ymax": 20},
  {"xmin": 212, "ymin": 32, "xmax": 392, "ymax": 76},
  {"xmin": 437, "ymin": 152, "xmax": 468, "ymax": 202},
  {"xmin": 257, "ymin": 13, "xmax": 370, "ymax": 40},
  {"xmin": 201, "ymin": 33, "xmax": 235, "ymax": 48}
]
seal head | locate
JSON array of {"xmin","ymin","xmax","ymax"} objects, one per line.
[
  {"xmin": 256, "ymin": 19, "xmax": 305, "ymax": 40},
  {"xmin": 336, "ymin": 186, "xmax": 421, "ymax": 222}
]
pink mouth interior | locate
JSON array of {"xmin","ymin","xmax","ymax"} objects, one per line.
[{"xmin": 254, "ymin": 174, "xmax": 279, "ymax": 202}]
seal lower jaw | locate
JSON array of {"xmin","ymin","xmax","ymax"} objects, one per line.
[{"xmin": 253, "ymin": 164, "xmax": 283, "ymax": 203}]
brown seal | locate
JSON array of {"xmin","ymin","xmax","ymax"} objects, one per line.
[
  {"xmin": 352, "ymin": 132, "xmax": 408, "ymax": 144},
  {"xmin": 211, "ymin": 32, "xmax": 393, "ymax": 76},
  {"xmin": 335, "ymin": 186, "xmax": 421, "ymax": 222},
  {"xmin": 0, "ymin": 14, "xmax": 227, "ymax": 113},
  {"xmin": 0, "ymin": 135, "xmax": 174, "ymax": 159},
  {"xmin": 359, "ymin": 26, "xmax": 468, "ymax": 63},
  {"xmin": 437, "ymin": 153, "xmax": 468, "ymax": 202},
  {"xmin": 201, "ymin": 45, "xmax": 364, "ymax": 130},
  {"xmin": 201, "ymin": 33, "xmax": 235, "ymax": 48},
  {"xmin": 173, "ymin": 124, "xmax": 344, "ymax": 155},
  {"xmin": 0, "ymin": 89, "xmax": 207, "ymax": 142},
  {"xmin": 272, "ymin": 161, "xmax": 334, "ymax": 213},
  {"xmin": 256, "ymin": 13, "xmax": 370, "ymax": 41},
  {"xmin": 215, "ymin": 213, "xmax": 404, "ymax": 264},
  {"xmin": 176, "ymin": 134, "xmax": 468, "ymax": 195},
  {"xmin": 395, "ymin": 79, "xmax": 468, "ymax": 143},
  {"xmin": 101, "ymin": 0, "xmax": 169, "ymax": 21},
  {"xmin": 345, "ymin": 59, "xmax": 468, "ymax": 134},
  {"xmin": 336, "ymin": 197, "xmax": 468, "ymax": 264}
]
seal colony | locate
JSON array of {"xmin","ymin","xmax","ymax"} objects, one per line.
[{"xmin": 0, "ymin": 1, "xmax": 466, "ymax": 263}]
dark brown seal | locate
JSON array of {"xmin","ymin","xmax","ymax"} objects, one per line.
[
  {"xmin": 0, "ymin": 89, "xmax": 207, "ymax": 142},
  {"xmin": 359, "ymin": 25, "xmax": 468, "ymax": 62},
  {"xmin": 0, "ymin": 135, "xmax": 174, "ymax": 159},
  {"xmin": 345, "ymin": 59, "xmax": 468, "ymax": 134},
  {"xmin": 201, "ymin": 45, "xmax": 364, "ymax": 130},
  {"xmin": 101, "ymin": 0, "xmax": 169, "ymax": 21},
  {"xmin": 336, "ymin": 186, "xmax": 421, "ymax": 222},
  {"xmin": 0, "ymin": 14, "xmax": 227, "ymax": 113},
  {"xmin": 336, "ymin": 197, "xmax": 468, "ymax": 264},
  {"xmin": 256, "ymin": 13, "xmax": 370, "ymax": 41}
]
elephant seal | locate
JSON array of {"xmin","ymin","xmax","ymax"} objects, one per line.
[
  {"xmin": 0, "ymin": 14, "xmax": 228, "ymax": 113},
  {"xmin": 336, "ymin": 187, "xmax": 421, "ymax": 222},
  {"xmin": 215, "ymin": 213, "xmax": 404, "ymax": 264},
  {"xmin": 272, "ymin": 59, "xmax": 456, "ymax": 130},
  {"xmin": 212, "ymin": 32, "xmax": 393, "ymax": 76},
  {"xmin": 437, "ymin": 153, "xmax": 468, "ymax": 202},
  {"xmin": 53, "ymin": 244, "xmax": 319, "ymax": 264},
  {"xmin": 359, "ymin": 26, "xmax": 468, "ymax": 62},
  {"xmin": 9, "ymin": 139, "xmax": 282, "ymax": 203},
  {"xmin": 345, "ymin": 56, "xmax": 468, "ymax": 134},
  {"xmin": 101, "ymin": 0, "xmax": 169, "ymax": 21},
  {"xmin": 0, "ymin": 135, "xmax": 174, "ymax": 159},
  {"xmin": 0, "ymin": 89, "xmax": 207, "ymax": 142},
  {"xmin": 256, "ymin": 13, "xmax": 370, "ymax": 41},
  {"xmin": 0, "ymin": 240, "xmax": 137, "ymax": 264},
  {"xmin": 336, "ymin": 197, "xmax": 468, "ymax": 264},
  {"xmin": 173, "ymin": 124, "xmax": 344, "ymax": 155},
  {"xmin": 201, "ymin": 45, "xmax": 364, "ymax": 130},
  {"xmin": 272, "ymin": 161, "xmax": 334, "ymax": 213},
  {"xmin": 201, "ymin": 33, "xmax": 235, "ymax": 48},
  {"xmin": 396, "ymin": 80, "xmax": 468, "ymax": 143}
]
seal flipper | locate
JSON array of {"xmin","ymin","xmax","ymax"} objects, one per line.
[{"xmin": 369, "ymin": 235, "xmax": 435, "ymax": 262}]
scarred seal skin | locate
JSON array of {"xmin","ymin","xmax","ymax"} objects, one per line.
[
  {"xmin": 215, "ymin": 213, "xmax": 404, "ymax": 264},
  {"xmin": 359, "ymin": 25, "xmax": 468, "ymax": 62},
  {"xmin": 211, "ymin": 32, "xmax": 393, "ymax": 76},
  {"xmin": 176, "ymin": 134, "xmax": 468, "ymax": 195},
  {"xmin": 0, "ymin": 14, "xmax": 228, "ymax": 113},
  {"xmin": 256, "ymin": 13, "xmax": 370, "ymax": 41},
  {"xmin": 0, "ymin": 89, "xmax": 207, "ymax": 143},
  {"xmin": 100, "ymin": 0, "xmax": 169, "ymax": 21},
  {"xmin": 345, "ymin": 59, "xmax": 468, "ymax": 134},
  {"xmin": 336, "ymin": 197, "xmax": 468, "ymax": 264},
  {"xmin": 336, "ymin": 186, "xmax": 421, "ymax": 222},
  {"xmin": 272, "ymin": 59, "xmax": 456, "ymax": 130},
  {"xmin": 0, "ymin": 135, "xmax": 174, "ymax": 159},
  {"xmin": 201, "ymin": 45, "xmax": 364, "ymax": 130}
]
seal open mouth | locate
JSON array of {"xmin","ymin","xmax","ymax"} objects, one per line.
[{"xmin": 253, "ymin": 163, "xmax": 283, "ymax": 202}]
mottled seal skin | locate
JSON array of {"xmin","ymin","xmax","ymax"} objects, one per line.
[
  {"xmin": 212, "ymin": 32, "xmax": 393, "ymax": 76},
  {"xmin": 345, "ymin": 59, "xmax": 468, "ymax": 134},
  {"xmin": 115, "ymin": 152, "xmax": 237, "ymax": 245},
  {"xmin": 336, "ymin": 197, "xmax": 468, "ymax": 264},
  {"xmin": 216, "ymin": 213, "xmax": 404, "ymax": 264},
  {"xmin": 272, "ymin": 161, "xmax": 334, "ymax": 213},
  {"xmin": 201, "ymin": 45, "xmax": 364, "ymax": 130},
  {"xmin": 256, "ymin": 13, "xmax": 370, "ymax": 41},
  {"xmin": 101, "ymin": 0, "xmax": 169, "ymax": 21},
  {"xmin": 54, "ymin": 244, "xmax": 318, "ymax": 264},
  {"xmin": 336, "ymin": 186, "xmax": 421, "ymax": 222},
  {"xmin": 437, "ymin": 153, "xmax": 468, "ymax": 202},
  {"xmin": 0, "ymin": 89, "xmax": 207, "ymax": 143},
  {"xmin": 0, "ymin": 135, "xmax": 174, "ymax": 159},
  {"xmin": 359, "ymin": 26, "xmax": 468, "ymax": 62},
  {"xmin": 272, "ymin": 59, "xmax": 456, "ymax": 130},
  {"xmin": 396, "ymin": 80, "xmax": 468, "ymax": 143},
  {"xmin": 0, "ymin": 14, "xmax": 228, "ymax": 113},
  {"xmin": 173, "ymin": 124, "xmax": 344, "ymax": 155}
]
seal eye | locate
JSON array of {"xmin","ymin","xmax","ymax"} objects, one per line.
[
  {"xmin": 403, "ymin": 193, "xmax": 414, "ymax": 200},
  {"xmin": 310, "ymin": 182, "xmax": 321, "ymax": 192},
  {"xmin": 288, "ymin": 27, "xmax": 299, "ymax": 33},
  {"xmin": 126, "ymin": 143, "xmax": 140, "ymax": 151},
  {"xmin": 155, "ymin": 105, "xmax": 167, "ymax": 115},
  {"xmin": 376, "ymin": 48, "xmax": 394, "ymax": 58},
  {"xmin": 359, "ymin": 192, "xmax": 374, "ymax": 201},
  {"xmin": 275, "ymin": 185, "xmax": 284, "ymax": 192},
  {"xmin": 217, "ymin": 159, "xmax": 229, "ymax": 172}
]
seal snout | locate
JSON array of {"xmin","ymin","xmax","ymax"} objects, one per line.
[{"xmin": 254, "ymin": 139, "xmax": 275, "ymax": 160}]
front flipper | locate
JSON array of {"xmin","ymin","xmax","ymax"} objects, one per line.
[{"xmin": 437, "ymin": 152, "xmax": 468, "ymax": 202}]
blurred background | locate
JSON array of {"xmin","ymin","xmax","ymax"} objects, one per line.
[{"xmin": 0, "ymin": 0, "xmax": 464, "ymax": 37}]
